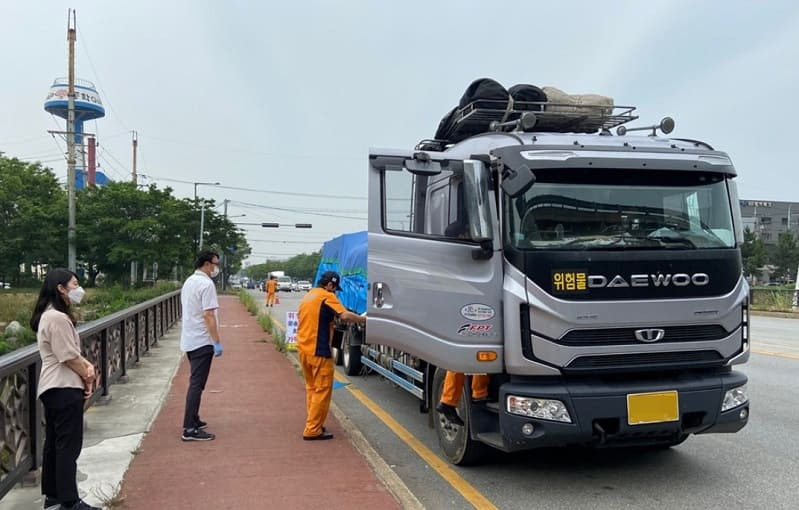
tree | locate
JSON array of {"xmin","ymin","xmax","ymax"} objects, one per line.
[
  {"xmin": 0, "ymin": 156, "xmax": 67, "ymax": 284},
  {"xmin": 772, "ymin": 231, "xmax": 799, "ymax": 281},
  {"xmin": 77, "ymin": 183, "xmax": 250, "ymax": 286},
  {"xmin": 243, "ymin": 251, "xmax": 321, "ymax": 282},
  {"xmin": 741, "ymin": 228, "xmax": 767, "ymax": 278}
]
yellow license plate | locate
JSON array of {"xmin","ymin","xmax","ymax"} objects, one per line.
[{"xmin": 627, "ymin": 391, "xmax": 679, "ymax": 425}]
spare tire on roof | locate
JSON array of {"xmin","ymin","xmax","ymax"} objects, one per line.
[{"xmin": 458, "ymin": 78, "xmax": 509, "ymax": 108}]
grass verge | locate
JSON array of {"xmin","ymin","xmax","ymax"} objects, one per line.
[{"xmin": 238, "ymin": 290, "xmax": 288, "ymax": 352}]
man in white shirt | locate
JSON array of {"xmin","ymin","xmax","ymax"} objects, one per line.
[{"xmin": 180, "ymin": 251, "xmax": 223, "ymax": 441}]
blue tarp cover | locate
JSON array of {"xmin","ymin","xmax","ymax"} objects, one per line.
[{"xmin": 313, "ymin": 231, "xmax": 367, "ymax": 314}]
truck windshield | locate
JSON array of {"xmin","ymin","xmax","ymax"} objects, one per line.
[{"xmin": 504, "ymin": 169, "xmax": 736, "ymax": 250}]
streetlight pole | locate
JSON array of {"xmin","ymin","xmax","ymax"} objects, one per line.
[
  {"xmin": 194, "ymin": 182, "xmax": 220, "ymax": 253},
  {"xmin": 222, "ymin": 199, "xmax": 228, "ymax": 291}
]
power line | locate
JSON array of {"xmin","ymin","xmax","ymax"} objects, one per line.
[
  {"xmin": 247, "ymin": 239, "xmax": 323, "ymax": 244},
  {"xmin": 138, "ymin": 133, "xmax": 361, "ymax": 162},
  {"xmin": 75, "ymin": 20, "xmax": 130, "ymax": 132},
  {"xmin": 230, "ymin": 200, "xmax": 367, "ymax": 221},
  {"xmin": 140, "ymin": 173, "xmax": 367, "ymax": 200}
]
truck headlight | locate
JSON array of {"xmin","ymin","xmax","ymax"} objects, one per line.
[
  {"xmin": 506, "ymin": 395, "xmax": 572, "ymax": 423},
  {"xmin": 721, "ymin": 384, "xmax": 748, "ymax": 412}
]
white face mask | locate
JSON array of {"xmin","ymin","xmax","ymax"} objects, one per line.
[
  {"xmin": 67, "ymin": 286, "xmax": 86, "ymax": 304},
  {"xmin": 210, "ymin": 266, "xmax": 220, "ymax": 278}
]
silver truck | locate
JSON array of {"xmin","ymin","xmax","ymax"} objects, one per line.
[{"xmin": 350, "ymin": 101, "xmax": 750, "ymax": 464}]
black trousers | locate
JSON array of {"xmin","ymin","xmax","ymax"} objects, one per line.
[
  {"xmin": 183, "ymin": 345, "xmax": 214, "ymax": 430},
  {"xmin": 40, "ymin": 387, "xmax": 84, "ymax": 504}
]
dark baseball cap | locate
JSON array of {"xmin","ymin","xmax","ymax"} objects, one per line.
[{"xmin": 318, "ymin": 271, "xmax": 342, "ymax": 291}]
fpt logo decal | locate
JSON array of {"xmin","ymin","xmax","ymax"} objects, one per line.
[
  {"xmin": 552, "ymin": 270, "xmax": 588, "ymax": 293},
  {"xmin": 457, "ymin": 323, "xmax": 496, "ymax": 337}
]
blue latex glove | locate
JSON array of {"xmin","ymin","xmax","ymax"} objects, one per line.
[{"xmin": 213, "ymin": 342, "xmax": 223, "ymax": 357}]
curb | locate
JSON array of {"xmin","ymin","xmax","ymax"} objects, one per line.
[{"xmin": 750, "ymin": 310, "xmax": 799, "ymax": 319}]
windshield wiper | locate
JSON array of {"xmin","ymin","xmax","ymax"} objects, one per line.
[{"xmin": 645, "ymin": 235, "xmax": 697, "ymax": 248}]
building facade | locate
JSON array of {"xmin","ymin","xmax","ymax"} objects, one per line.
[{"xmin": 740, "ymin": 200, "xmax": 799, "ymax": 245}]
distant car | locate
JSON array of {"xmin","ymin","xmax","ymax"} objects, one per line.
[
  {"xmin": 277, "ymin": 276, "xmax": 293, "ymax": 292},
  {"xmin": 290, "ymin": 281, "xmax": 299, "ymax": 292},
  {"xmin": 298, "ymin": 280, "xmax": 312, "ymax": 291},
  {"xmin": 0, "ymin": 282, "xmax": 10, "ymax": 289},
  {"xmin": 231, "ymin": 282, "xmax": 243, "ymax": 290}
]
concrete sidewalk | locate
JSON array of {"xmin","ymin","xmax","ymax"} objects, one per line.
[{"xmin": 116, "ymin": 295, "xmax": 402, "ymax": 509}]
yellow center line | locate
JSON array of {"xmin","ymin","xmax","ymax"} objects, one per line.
[
  {"xmin": 333, "ymin": 371, "xmax": 498, "ymax": 510},
  {"xmin": 751, "ymin": 348, "xmax": 799, "ymax": 361}
]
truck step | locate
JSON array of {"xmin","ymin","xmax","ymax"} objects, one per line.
[{"xmin": 475, "ymin": 432, "xmax": 507, "ymax": 451}]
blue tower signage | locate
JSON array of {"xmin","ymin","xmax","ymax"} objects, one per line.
[{"xmin": 44, "ymin": 78, "xmax": 107, "ymax": 189}]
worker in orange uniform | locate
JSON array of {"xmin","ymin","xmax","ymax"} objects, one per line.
[
  {"xmin": 265, "ymin": 276, "xmax": 277, "ymax": 307},
  {"xmin": 436, "ymin": 373, "xmax": 490, "ymax": 426},
  {"xmin": 297, "ymin": 271, "xmax": 365, "ymax": 440}
]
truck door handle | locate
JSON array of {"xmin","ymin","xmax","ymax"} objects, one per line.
[{"xmin": 374, "ymin": 282, "xmax": 384, "ymax": 308}]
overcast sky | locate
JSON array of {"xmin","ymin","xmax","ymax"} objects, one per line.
[{"xmin": 2, "ymin": 1, "xmax": 797, "ymax": 263}]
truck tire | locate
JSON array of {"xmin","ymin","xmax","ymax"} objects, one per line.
[
  {"xmin": 342, "ymin": 331, "xmax": 362, "ymax": 376},
  {"xmin": 332, "ymin": 346, "xmax": 343, "ymax": 366},
  {"xmin": 432, "ymin": 368, "xmax": 487, "ymax": 465}
]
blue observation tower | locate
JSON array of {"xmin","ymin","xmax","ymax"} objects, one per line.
[{"xmin": 44, "ymin": 78, "xmax": 108, "ymax": 189}]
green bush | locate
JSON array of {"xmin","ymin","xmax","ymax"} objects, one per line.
[
  {"xmin": 237, "ymin": 290, "xmax": 286, "ymax": 351},
  {"xmin": 751, "ymin": 289, "xmax": 798, "ymax": 312},
  {"xmin": 0, "ymin": 283, "xmax": 181, "ymax": 356}
]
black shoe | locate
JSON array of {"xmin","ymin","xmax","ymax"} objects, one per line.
[
  {"xmin": 197, "ymin": 419, "xmax": 208, "ymax": 430},
  {"xmin": 303, "ymin": 431, "xmax": 334, "ymax": 441},
  {"xmin": 60, "ymin": 500, "xmax": 101, "ymax": 510},
  {"xmin": 44, "ymin": 496, "xmax": 59, "ymax": 509},
  {"xmin": 436, "ymin": 402, "xmax": 464, "ymax": 426},
  {"xmin": 182, "ymin": 428, "xmax": 215, "ymax": 441}
]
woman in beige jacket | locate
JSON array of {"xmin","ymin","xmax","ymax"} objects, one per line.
[{"xmin": 31, "ymin": 268, "xmax": 100, "ymax": 510}]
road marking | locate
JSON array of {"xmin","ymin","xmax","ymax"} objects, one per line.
[
  {"xmin": 332, "ymin": 371, "xmax": 498, "ymax": 510},
  {"xmin": 752, "ymin": 348, "xmax": 799, "ymax": 361}
]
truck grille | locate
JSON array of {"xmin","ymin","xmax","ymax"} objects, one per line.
[
  {"xmin": 564, "ymin": 350, "xmax": 723, "ymax": 373},
  {"xmin": 559, "ymin": 325, "xmax": 730, "ymax": 346}
]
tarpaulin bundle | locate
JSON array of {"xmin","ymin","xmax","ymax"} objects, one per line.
[
  {"xmin": 314, "ymin": 231, "xmax": 367, "ymax": 314},
  {"xmin": 434, "ymin": 78, "xmax": 547, "ymax": 143}
]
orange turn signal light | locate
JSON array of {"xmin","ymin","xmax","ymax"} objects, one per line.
[{"xmin": 476, "ymin": 351, "xmax": 497, "ymax": 362}]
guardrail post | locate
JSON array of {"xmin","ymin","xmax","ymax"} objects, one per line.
[
  {"xmin": 134, "ymin": 312, "xmax": 140, "ymax": 363},
  {"xmin": 120, "ymin": 320, "xmax": 127, "ymax": 378},
  {"xmin": 144, "ymin": 309, "xmax": 150, "ymax": 353},
  {"xmin": 101, "ymin": 329, "xmax": 109, "ymax": 397},
  {"xmin": 27, "ymin": 361, "xmax": 42, "ymax": 471}
]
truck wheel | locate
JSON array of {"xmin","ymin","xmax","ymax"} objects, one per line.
[
  {"xmin": 332, "ymin": 346, "xmax": 343, "ymax": 366},
  {"xmin": 342, "ymin": 331, "xmax": 362, "ymax": 376},
  {"xmin": 432, "ymin": 368, "xmax": 487, "ymax": 465}
]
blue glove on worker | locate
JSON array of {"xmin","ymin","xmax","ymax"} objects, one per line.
[{"xmin": 213, "ymin": 342, "xmax": 223, "ymax": 357}]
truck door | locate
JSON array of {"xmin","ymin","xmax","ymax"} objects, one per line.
[{"xmin": 367, "ymin": 149, "xmax": 504, "ymax": 374}]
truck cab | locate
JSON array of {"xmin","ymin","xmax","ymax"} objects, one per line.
[{"xmin": 364, "ymin": 102, "xmax": 750, "ymax": 463}]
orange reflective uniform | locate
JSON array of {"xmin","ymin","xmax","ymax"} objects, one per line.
[
  {"xmin": 440, "ymin": 371, "xmax": 490, "ymax": 407},
  {"xmin": 297, "ymin": 287, "xmax": 346, "ymax": 437},
  {"xmin": 266, "ymin": 279, "xmax": 277, "ymax": 306}
]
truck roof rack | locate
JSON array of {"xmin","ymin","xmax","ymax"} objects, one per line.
[{"xmin": 429, "ymin": 100, "xmax": 639, "ymax": 148}]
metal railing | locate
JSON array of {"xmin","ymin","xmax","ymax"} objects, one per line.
[{"xmin": 0, "ymin": 290, "xmax": 181, "ymax": 499}]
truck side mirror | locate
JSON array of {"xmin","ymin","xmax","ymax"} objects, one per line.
[
  {"xmin": 501, "ymin": 164, "xmax": 536, "ymax": 197},
  {"xmin": 471, "ymin": 239, "xmax": 494, "ymax": 260}
]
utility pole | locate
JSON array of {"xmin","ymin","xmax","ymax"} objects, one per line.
[
  {"xmin": 66, "ymin": 10, "xmax": 77, "ymax": 272},
  {"xmin": 131, "ymin": 130, "xmax": 138, "ymax": 184}
]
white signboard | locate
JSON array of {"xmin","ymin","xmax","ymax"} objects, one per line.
[{"xmin": 285, "ymin": 311, "xmax": 298, "ymax": 351}]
